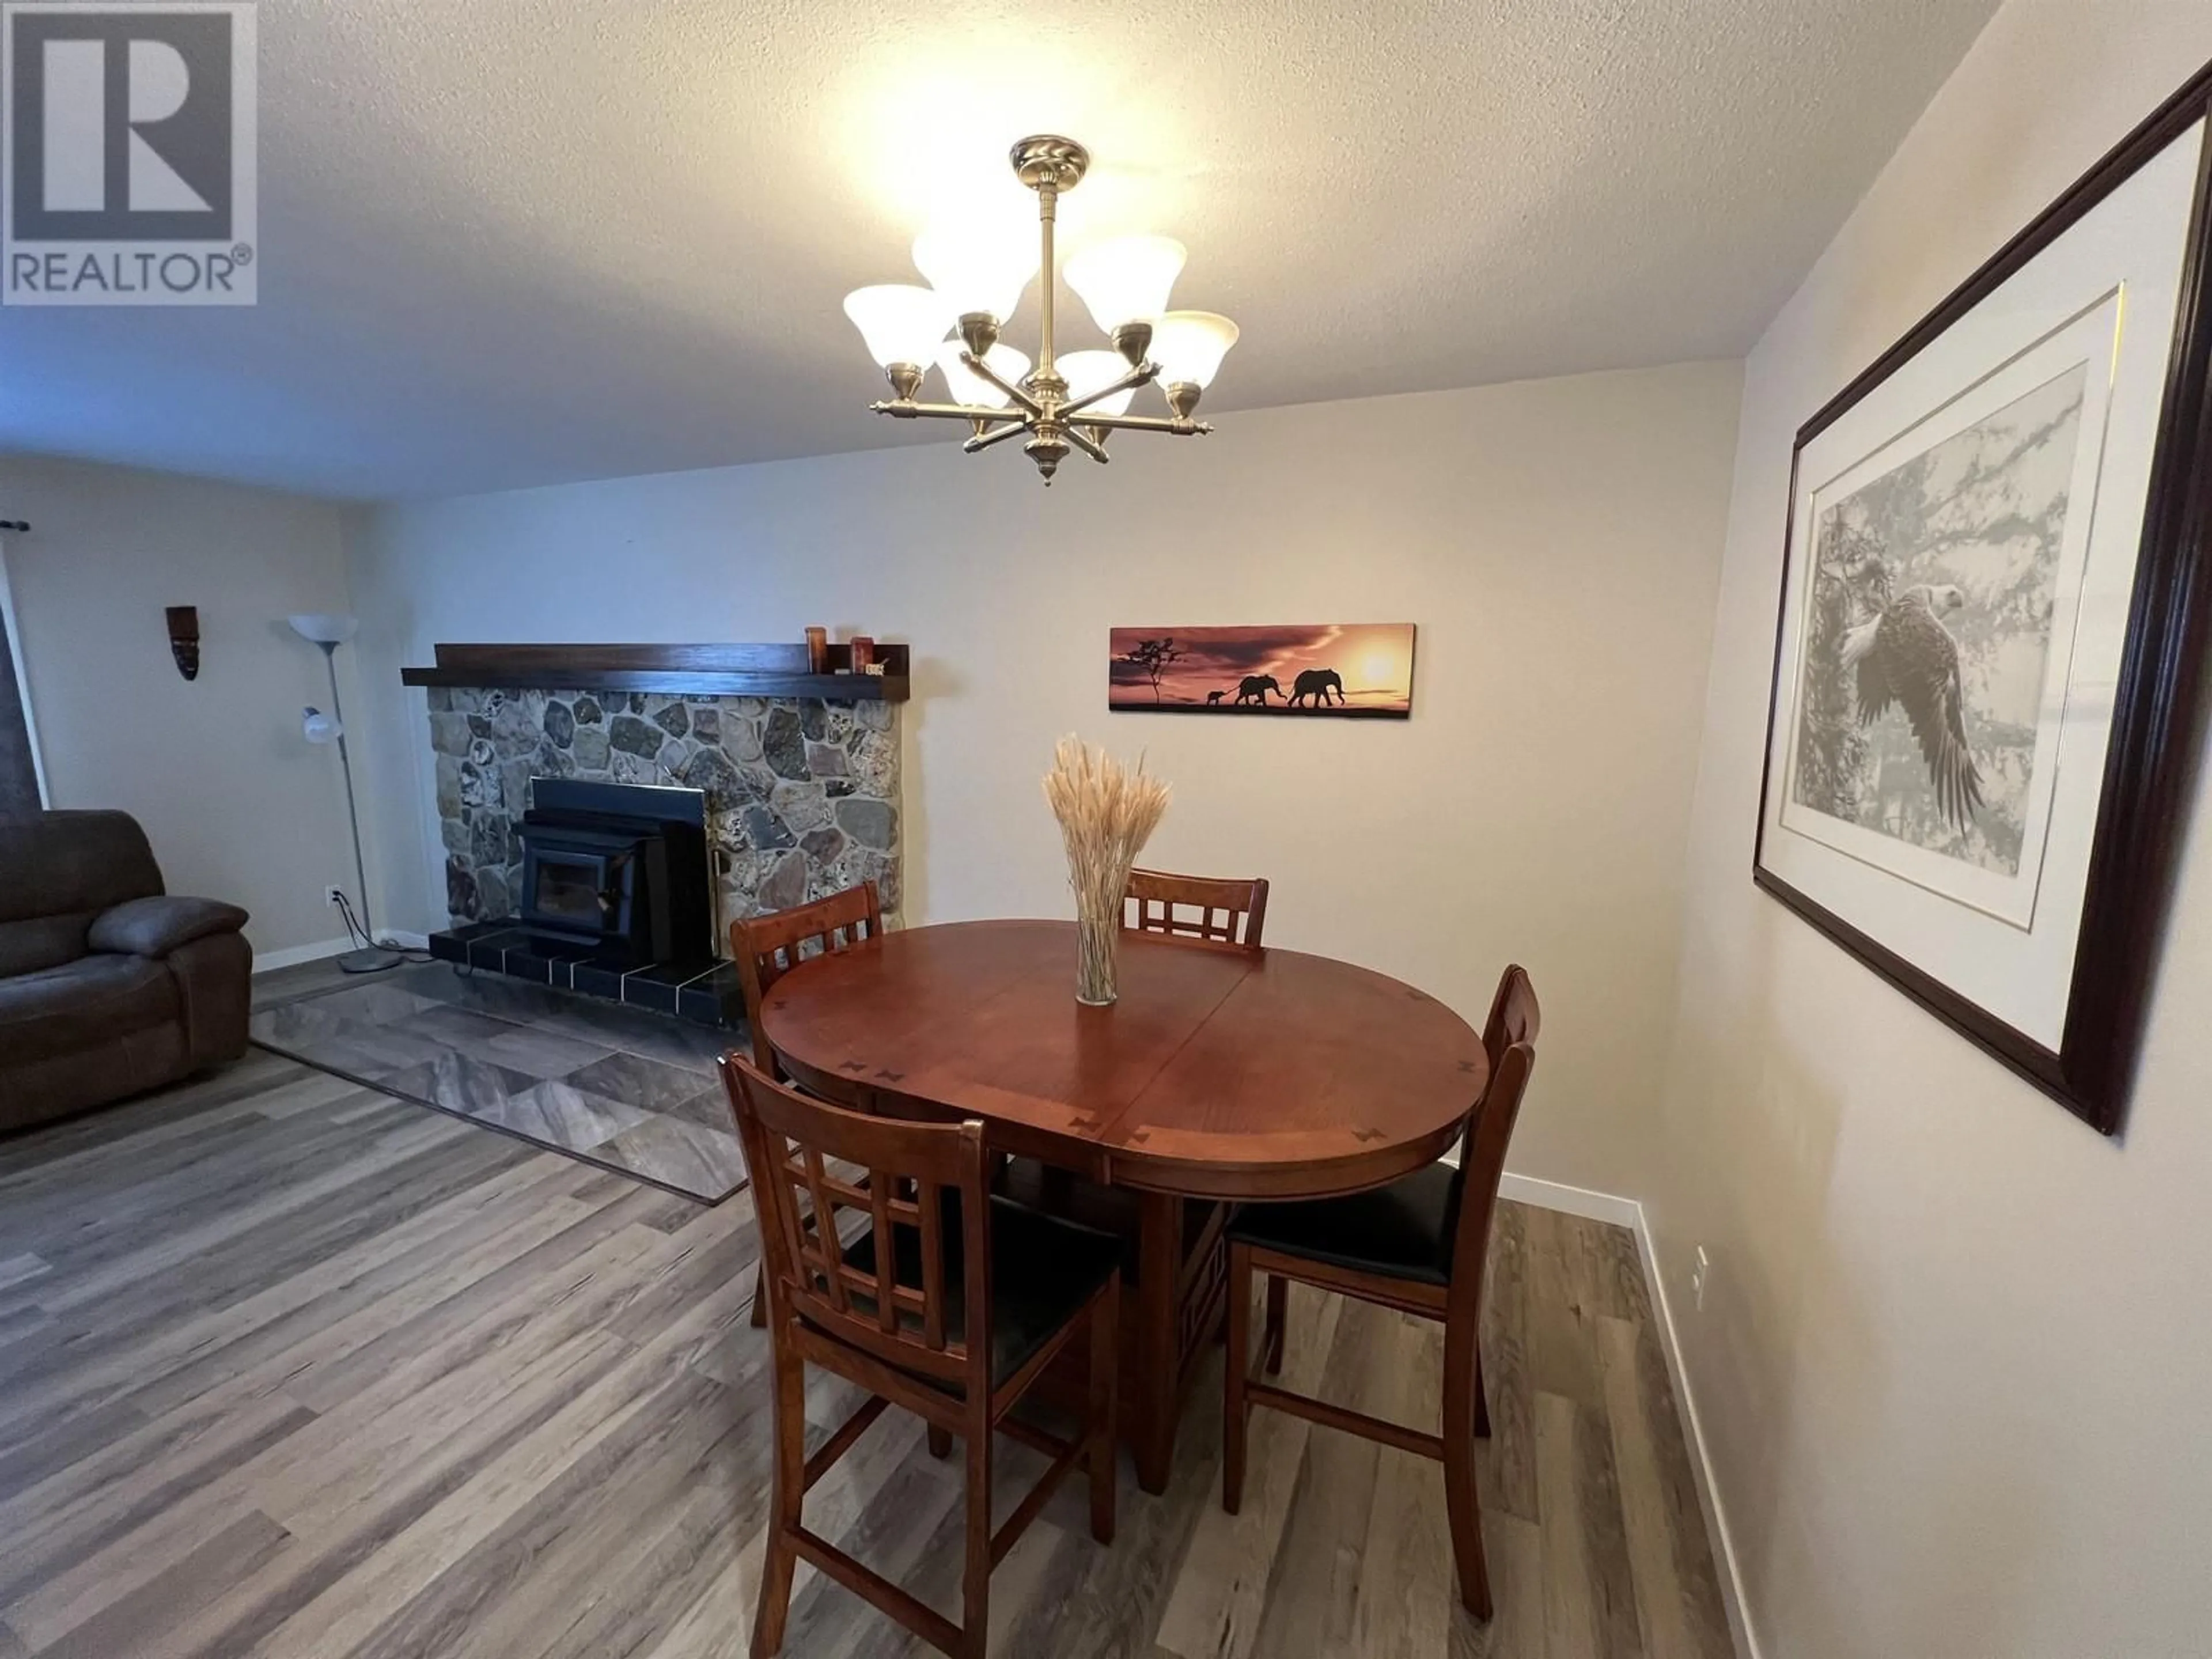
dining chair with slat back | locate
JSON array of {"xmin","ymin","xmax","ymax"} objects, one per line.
[
  {"xmin": 724, "ymin": 1055, "xmax": 1120, "ymax": 1659},
  {"xmin": 1221, "ymin": 964, "xmax": 1540, "ymax": 1619},
  {"xmin": 1122, "ymin": 868, "xmax": 1269, "ymax": 948},
  {"xmin": 731, "ymin": 881, "xmax": 885, "ymax": 1328},
  {"xmin": 730, "ymin": 880, "xmax": 884, "ymax": 1074}
]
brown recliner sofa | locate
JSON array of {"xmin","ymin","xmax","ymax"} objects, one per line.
[{"xmin": 0, "ymin": 810, "xmax": 252, "ymax": 1134}]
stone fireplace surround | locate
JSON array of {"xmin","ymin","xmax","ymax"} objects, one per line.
[{"xmin": 428, "ymin": 684, "xmax": 902, "ymax": 949}]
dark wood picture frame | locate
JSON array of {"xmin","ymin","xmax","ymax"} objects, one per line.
[{"xmin": 1753, "ymin": 58, "xmax": 2212, "ymax": 1137}]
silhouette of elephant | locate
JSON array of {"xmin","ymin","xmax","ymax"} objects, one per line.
[
  {"xmin": 1233, "ymin": 675, "xmax": 1283, "ymax": 705},
  {"xmin": 1289, "ymin": 668, "xmax": 1345, "ymax": 707},
  {"xmin": 1205, "ymin": 690, "xmax": 1227, "ymax": 705}
]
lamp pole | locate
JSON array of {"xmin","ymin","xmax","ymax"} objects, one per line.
[
  {"xmin": 316, "ymin": 638, "xmax": 382, "ymax": 946},
  {"xmin": 297, "ymin": 631, "xmax": 399, "ymax": 974}
]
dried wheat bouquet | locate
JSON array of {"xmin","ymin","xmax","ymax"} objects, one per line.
[{"xmin": 1042, "ymin": 737, "xmax": 1171, "ymax": 998}]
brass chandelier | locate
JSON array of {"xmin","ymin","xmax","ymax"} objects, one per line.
[{"xmin": 843, "ymin": 135, "xmax": 1240, "ymax": 485}]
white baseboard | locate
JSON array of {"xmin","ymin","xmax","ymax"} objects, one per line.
[
  {"xmin": 251, "ymin": 930, "xmax": 431, "ymax": 973},
  {"xmin": 1497, "ymin": 1171, "xmax": 1643, "ymax": 1229},
  {"xmin": 1504, "ymin": 1174, "xmax": 1760, "ymax": 1659},
  {"xmin": 251, "ymin": 935, "xmax": 353, "ymax": 974}
]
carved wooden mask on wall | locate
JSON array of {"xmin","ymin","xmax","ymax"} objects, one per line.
[{"xmin": 166, "ymin": 606, "xmax": 200, "ymax": 681}]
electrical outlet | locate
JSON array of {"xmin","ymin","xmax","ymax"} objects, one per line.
[
  {"xmin": 324, "ymin": 885, "xmax": 345, "ymax": 908},
  {"xmin": 1691, "ymin": 1245, "xmax": 1712, "ymax": 1312}
]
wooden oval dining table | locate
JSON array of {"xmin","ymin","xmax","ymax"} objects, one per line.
[{"xmin": 757, "ymin": 917, "xmax": 1490, "ymax": 1493}]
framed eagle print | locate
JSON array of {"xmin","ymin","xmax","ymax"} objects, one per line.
[{"xmin": 1755, "ymin": 60, "xmax": 2212, "ymax": 1135}]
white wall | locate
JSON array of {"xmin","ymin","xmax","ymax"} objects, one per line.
[
  {"xmin": 346, "ymin": 361, "xmax": 1743, "ymax": 1200},
  {"xmin": 0, "ymin": 453, "xmax": 363, "ymax": 960},
  {"xmin": 1652, "ymin": 3, "xmax": 2212, "ymax": 1654}
]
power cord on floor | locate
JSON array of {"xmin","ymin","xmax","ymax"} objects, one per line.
[{"xmin": 331, "ymin": 889, "xmax": 434, "ymax": 967}]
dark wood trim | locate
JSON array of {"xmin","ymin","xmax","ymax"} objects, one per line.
[
  {"xmin": 400, "ymin": 669, "xmax": 907, "ymax": 699},
  {"xmin": 399, "ymin": 641, "xmax": 911, "ymax": 702},
  {"xmin": 1752, "ymin": 59, "xmax": 2212, "ymax": 1137},
  {"xmin": 2067, "ymin": 94, "xmax": 2212, "ymax": 1126}
]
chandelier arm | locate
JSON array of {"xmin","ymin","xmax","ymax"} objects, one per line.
[
  {"xmin": 963, "ymin": 419, "xmax": 1035, "ymax": 453},
  {"xmin": 869, "ymin": 399, "xmax": 1028, "ymax": 422},
  {"xmin": 958, "ymin": 351, "xmax": 1045, "ymax": 416},
  {"xmin": 1065, "ymin": 425, "xmax": 1112, "ymax": 465},
  {"xmin": 1070, "ymin": 411, "xmax": 1214, "ymax": 436},
  {"xmin": 1056, "ymin": 362, "xmax": 1160, "ymax": 421}
]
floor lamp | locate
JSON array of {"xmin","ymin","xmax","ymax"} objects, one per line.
[{"xmin": 289, "ymin": 613, "xmax": 402, "ymax": 974}]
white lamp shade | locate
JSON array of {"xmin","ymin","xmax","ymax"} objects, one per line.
[
  {"xmin": 913, "ymin": 223, "xmax": 1038, "ymax": 324},
  {"xmin": 1066, "ymin": 235, "xmax": 1185, "ymax": 334},
  {"xmin": 287, "ymin": 612, "xmax": 358, "ymax": 645},
  {"xmin": 1058, "ymin": 350, "xmax": 1136, "ymax": 418},
  {"xmin": 302, "ymin": 706, "xmax": 343, "ymax": 744},
  {"xmin": 843, "ymin": 285, "xmax": 954, "ymax": 369},
  {"xmin": 1151, "ymin": 310, "xmax": 1240, "ymax": 389},
  {"xmin": 935, "ymin": 342, "xmax": 1032, "ymax": 409}
]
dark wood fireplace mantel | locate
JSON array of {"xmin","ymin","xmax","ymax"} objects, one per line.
[{"xmin": 398, "ymin": 641, "xmax": 911, "ymax": 702}]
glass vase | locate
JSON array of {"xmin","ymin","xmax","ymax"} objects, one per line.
[{"xmin": 1075, "ymin": 914, "xmax": 1119, "ymax": 1006}]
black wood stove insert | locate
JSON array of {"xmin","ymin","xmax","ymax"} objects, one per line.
[{"xmin": 429, "ymin": 779, "xmax": 743, "ymax": 1027}]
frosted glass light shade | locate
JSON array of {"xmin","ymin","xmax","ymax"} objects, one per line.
[
  {"xmin": 843, "ymin": 285, "xmax": 954, "ymax": 369},
  {"xmin": 913, "ymin": 224, "xmax": 1038, "ymax": 324},
  {"xmin": 287, "ymin": 612, "xmax": 358, "ymax": 645},
  {"xmin": 1066, "ymin": 236, "xmax": 1185, "ymax": 333},
  {"xmin": 301, "ymin": 706, "xmax": 343, "ymax": 744},
  {"xmin": 1150, "ymin": 310, "xmax": 1240, "ymax": 389},
  {"xmin": 1058, "ymin": 350, "xmax": 1136, "ymax": 417},
  {"xmin": 935, "ymin": 342, "xmax": 1031, "ymax": 408}
]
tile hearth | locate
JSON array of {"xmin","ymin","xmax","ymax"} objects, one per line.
[{"xmin": 248, "ymin": 961, "xmax": 746, "ymax": 1200}]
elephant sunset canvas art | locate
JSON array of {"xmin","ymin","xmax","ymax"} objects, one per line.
[{"xmin": 1108, "ymin": 624, "xmax": 1416, "ymax": 718}]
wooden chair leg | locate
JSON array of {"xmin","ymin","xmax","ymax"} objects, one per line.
[
  {"xmin": 748, "ymin": 1264, "xmax": 768, "ymax": 1328},
  {"xmin": 1089, "ymin": 1275, "xmax": 1119, "ymax": 1545},
  {"xmin": 1474, "ymin": 1346, "xmax": 1491, "ymax": 1439},
  {"xmin": 1440, "ymin": 1323, "xmax": 1493, "ymax": 1620},
  {"xmin": 1132, "ymin": 1194, "xmax": 1181, "ymax": 1495},
  {"xmin": 1223, "ymin": 1241, "xmax": 1252, "ymax": 1515},
  {"xmin": 751, "ymin": 1338, "xmax": 805, "ymax": 1656},
  {"xmin": 961, "ymin": 1412, "xmax": 994, "ymax": 1659},
  {"xmin": 928, "ymin": 1425, "xmax": 952, "ymax": 1460},
  {"xmin": 1263, "ymin": 1272, "xmax": 1287, "ymax": 1375}
]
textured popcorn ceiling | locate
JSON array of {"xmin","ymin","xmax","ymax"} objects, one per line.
[{"xmin": 0, "ymin": 0, "xmax": 1998, "ymax": 500}]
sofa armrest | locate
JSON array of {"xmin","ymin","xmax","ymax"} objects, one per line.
[
  {"xmin": 87, "ymin": 895, "xmax": 249, "ymax": 959},
  {"xmin": 171, "ymin": 930, "xmax": 252, "ymax": 1067}
]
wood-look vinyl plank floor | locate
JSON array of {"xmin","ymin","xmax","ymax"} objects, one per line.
[{"xmin": 0, "ymin": 1054, "xmax": 1734, "ymax": 1659}]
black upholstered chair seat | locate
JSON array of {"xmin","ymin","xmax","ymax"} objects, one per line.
[
  {"xmin": 837, "ymin": 1194, "xmax": 1122, "ymax": 1386},
  {"xmin": 1225, "ymin": 1161, "xmax": 1461, "ymax": 1287}
]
